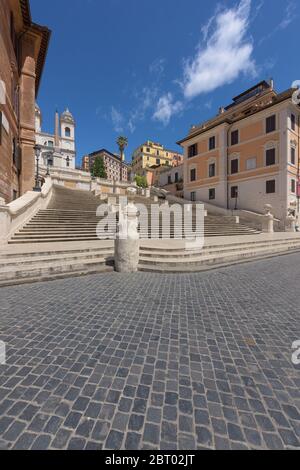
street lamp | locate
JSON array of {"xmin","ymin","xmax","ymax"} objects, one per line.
[
  {"xmin": 33, "ymin": 144, "xmax": 42, "ymax": 192},
  {"xmin": 46, "ymin": 150, "xmax": 54, "ymax": 176}
]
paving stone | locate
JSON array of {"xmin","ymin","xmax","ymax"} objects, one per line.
[
  {"xmin": 0, "ymin": 255, "xmax": 299, "ymax": 451},
  {"xmin": 105, "ymin": 430, "xmax": 124, "ymax": 450},
  {"xmin": 125, "ymin": 432, "xmax": 141, "ymax": 450}
]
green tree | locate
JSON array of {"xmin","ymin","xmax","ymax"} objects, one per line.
[
  {"xmin": 134, "ymin": 175, "xmax": 148, "ymax": 188},
  {"xmin": 92, "ymin": 156, "xmax": 107, "ymax": 179},
  {"xmin": 117, "ymin": 136, "xmax": 128, "ymax": 161}
]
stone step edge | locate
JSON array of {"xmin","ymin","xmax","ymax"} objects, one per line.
[
  {"xmin": 138, "ymin": 248, "xmax": 300, "ymax": 273},
  {"xmin": 0, "ymin": 257, "xmax": 114, "ymax": 277},
  {"xmin": 139, "ymin": 240, "xmax": 300, "ymax": 258},
  {"xmin": 138, "ymin": 245, "xmax": 300, "ymax": 268},
  {"xmin": 0, "ymin": 266, "xmax": 114, "ymax": 288}
]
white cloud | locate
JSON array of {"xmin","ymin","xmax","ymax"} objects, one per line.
[
  {"xmin": 111, "ymin": 106, "xmax": 124, "ymax": 133},
  {"xmin": 259, "ymin": 1, "xmax": 297, "ymax": 45},
  {"xmin": 153, "ymin": 0, "xmax": 255, "ymax": 125},
  {"xmin": 279, "ymin": 1, "xmax": 296, "ymax": 29},
  {"xmin": 153, "ymin": 93, "xmax": 184, "ymax": 126},
  {"xmin": 149, "ymin": 58, "xmax": 166, "ymax": 76},
  {"xmin": 128, "ymin": 87, "xmax": 158, "ymax": 133},
  {"xmin": 183, "ymin": 0, "xmax": 255, "ymax": 99}
]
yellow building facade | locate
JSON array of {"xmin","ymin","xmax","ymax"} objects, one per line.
[
  {"xmin": 178, "ymin": 81, "xmax": 300, "ymax": 224},
  {"xmin": 132, "ymin": 141, "xmax": 183, "ymax": 175}
]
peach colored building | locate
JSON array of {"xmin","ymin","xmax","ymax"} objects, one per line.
[
  {"xmin": 0, "ymin": 0, "xmax": 50, "ymax": 202},
  {"xmin": 178, "ymin": 80, "xmax": 300, "ymax": 224}
]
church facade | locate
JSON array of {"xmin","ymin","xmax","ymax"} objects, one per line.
[{"xmin": 35, "ymin": 105, "xmax": 76, "ymax": 170}]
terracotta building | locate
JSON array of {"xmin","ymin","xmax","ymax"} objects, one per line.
[
  {"xmin": 82, "ymin": 149, "xmax": 129, "ymax": 182},
  {"xmin": 178, "ymin": 80, "xmax": 300, "ymax": 222},
  {"xmin": 0, "ymin": 0, "xmax": 50, "ymax": 203}
]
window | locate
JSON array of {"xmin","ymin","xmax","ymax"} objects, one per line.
[
  {"xmin": 168, "ymin": 175, "xmax": 172, "ymax": 184},
  {"xmin": 209, "ymin": 136, "xmax": 216, "ymax": 150},
  {"xmin": 231, "ymin": 158, "xmax": 239, "ymax": 174},
  {"xmin": 291, "ymin": 147, "xmax": 296, "ymax": 165},
  {"xmin": 175, "ymin": 172, "xmax": 179, "ymax": 183},
  {"xmin": 266, "ymin": 115, "xmax": 276, "ymax": 133},
  {"xmin": 48, "ymin": 141, "xmax": 54, "ymax": 147},
  {"xmin": 231, "ymin": 186, "xmax": 238, "ymax": 198},
  {"xmin": 291, "ymin": 179, "xmax": 296, "ymax": 193},
  {"xmin": 231, "ymin": 130, "xmax": 239, "ymax": 146},
  {"xmin": 266, "ymin": 148, "xmax": 276, "ymax": 166},
  {"xmin": 191, "ymin": 192, "xmax": 196, "ymax": 202},
  {"xmin": 157, "ymin": 151, "xmax": 160, "ymax": 156},
  {"xmin": 141, "ymin": 148, "xmax": 143, "ymax": 152},
  {"xmin": 48, "ymin": 158, "xmax": 53, "ymax": 167},
  {"xmin": 209, "ymin": 188, "xmax": 215, "ymax": 200},
  {"xmin": 165, "ymin": 161, "xmax": 169, "ymax": 165},
  {"xmin": 190, "ymin": 168, "xmax": 196, "ymax": 182},
  {"xmin": 146, "ymin": 148, "xmax": 150, "ymax": 152},
  {"xmin": 156, "ymin": 159, "xmax": 160, "ymax": 165},
  {"xmin": 291, "ymin": 114, "xmax": 296, "ymax": 131},
  {"xmin": 209, "ymin": 163, "xmax": 215, "ymax": 177},
  {"xmin": 266, "ymin": 180, "xmax": 276, "ymax": 194},
  {"xmin": 65, "ymin": 127, "xmax": 71, "ymax": 137},
  {"xmin": 246, "ymin": 157, "xmax": 257, "ymax": 170},
  {"xmin": 188, "ymin": 143, "xmax": 198, "ymax": 158}
]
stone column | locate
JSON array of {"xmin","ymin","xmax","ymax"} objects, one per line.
[
  {"xmin": 19, "ymin": 32, "xmax": 38, "ymax": 195},
  {"xmin": 114, "ymin": 202, "xmax": 140, "ymax": 273}
]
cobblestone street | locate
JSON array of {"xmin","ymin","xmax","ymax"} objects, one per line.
[{"xmin": 0, "ymin": 253, "xmax": 299, "ymax": 450}]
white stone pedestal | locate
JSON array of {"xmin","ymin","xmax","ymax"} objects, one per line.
[{"xmin": 114, "ymin": 203, "xmax": 140, "ymax": 273}]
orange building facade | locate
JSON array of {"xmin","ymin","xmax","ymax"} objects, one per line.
[
  {"xmin": 178, "ymin": 81, "xmax": 300, "ymax": 223},
  {"xmin": 0, "ymin": 0, "xmax": 50, "ymax": 203}
]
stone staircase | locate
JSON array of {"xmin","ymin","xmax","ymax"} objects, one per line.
[
  {"xmin": 9, "ymin": 186, "xmax": 260, "ymax": 244},
  {"xmin": 0, "ymin": 242, "xmax": 114, "ymax": 287},
  {"xmin": 138, "ymin": 235, "xmax": 300, "ymax": 272}
]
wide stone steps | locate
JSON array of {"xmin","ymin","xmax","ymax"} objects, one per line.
[
  {"xmin": 0, "ymin": 245, "xmax": 114, "ymax": 286},
  {"xmin": 138, "ymin": 239, "xmax": 300, "ymax": 272}
]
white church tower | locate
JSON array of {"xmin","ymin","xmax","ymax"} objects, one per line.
[{"xmin": 35, "ymin": 104, "xmax": 76, "ymax": 169}]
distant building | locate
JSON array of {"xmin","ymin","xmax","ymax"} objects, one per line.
[
  {"xmin": 35, "ymin": 106, "xmax": 76, "ymax": 169},
  {"xmin": 158, "ymin": 164, "xmax": 184, "ymax": 198},
  {"xmin": 82, "ymin": 149, "xmax": 129, "ymax": 182},
  {"xmin": 0, "ymin": 0, "xmax": 50, "ymax": 202},
  {"xmin": 178, "ymin": 80, "xmax": 300, "ymax": 222},
  {"xmin": 132, "ymin": 141, "xmax": 183, "ymax": 176}
]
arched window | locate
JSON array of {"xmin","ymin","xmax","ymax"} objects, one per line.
[{"xmin": 65, "ymin": 127, "xmax": 71, "ymax": 137}]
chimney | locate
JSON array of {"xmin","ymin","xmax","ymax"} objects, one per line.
[
  {"xmin": 55, "ymin": 110, "xmax": 59, "ymax": 147},
  {"xmin": 219, "ymin": 106, "xmax": 225, "ymax": 114},
  {"xmin": 269, "ymin": 78, "xmax": 274, "ymax": 90}
]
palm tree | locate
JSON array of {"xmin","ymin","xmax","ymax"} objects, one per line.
[{"xmin": 117, "ymin": 136, "xmax": 128, "ymax": 162}]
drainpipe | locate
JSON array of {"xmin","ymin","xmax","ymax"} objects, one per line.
[{"xmin": 226, "ymin": 123, "xmax": 233, "ymax": 210}]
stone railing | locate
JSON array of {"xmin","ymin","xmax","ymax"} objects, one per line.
[
  {"xmin": 151, "ymin": 187, "xmax": 282, "ymax": 233},
  {"xmin": 40, "ymin": 165, "xmax": 133, "ymax": 196},
  {"xmin": 0, "ymin": 177, "xmax": 53, "ymax": 244}
]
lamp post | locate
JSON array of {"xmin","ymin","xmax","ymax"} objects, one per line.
[
  {"xmin": 46, "ymin": 150, "xmax": 54, "ymax": 176},
  {"xmin": 33, "ymin": 144, "xmax": 42, "ymax": 192}
]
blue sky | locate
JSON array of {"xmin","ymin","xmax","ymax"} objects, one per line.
[{"xmin": 31, "ymin": 0, "xmax": 298, "ymax": 167}]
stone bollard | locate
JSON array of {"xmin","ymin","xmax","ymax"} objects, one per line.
[
  {"xmin": 145, "ymin": 188, "xmax": 150, "ymax": 198},
  {"xmin": 114, "ymin": 202, "xmax": 140, "ymax": 273},
  {"xmin": 262, "ymin": 204, "xmax": 274, "ymax": 233},
  {"xmin": 153, "ymin": 196, "xmax": 159, "ymax": 203}
]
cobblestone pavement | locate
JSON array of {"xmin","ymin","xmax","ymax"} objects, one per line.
[{"xmin": 0, "ymin": 253, "xmax": 299, "ymax": 450}]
